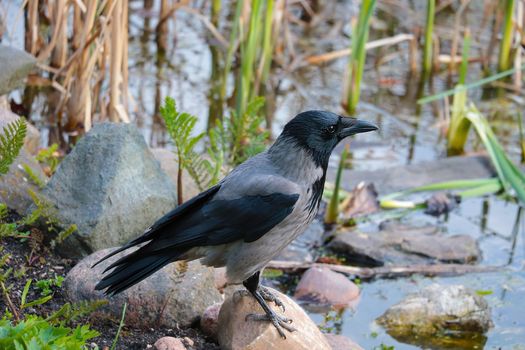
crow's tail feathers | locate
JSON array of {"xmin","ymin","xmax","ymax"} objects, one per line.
[{"xmin": 94, "ymin": 246, "xmax": 184, "ymax": 295}]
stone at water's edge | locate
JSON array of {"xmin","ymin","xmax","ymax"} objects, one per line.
[
  {"xmin": 330, "ymin": 155, "xmax": 495, "ymax": 194},
  {"xmin": 377, "ymin": 284, "xmax": 492, "ymax": 348},
  {"xmin": 218, "ymin": 287, "xmax": 332, "ymax": 350},
  {"xmin": 0, "ymin": 46, "xmax": 36, "ymax": 95},
  {"xmin": 294, "ymin": 267, "xmax": 360, "ymax": 307},
  {"xmin": 325, "ymin": 334, "xmax": 363, "ymax": 350},
  {"xmin": 328, "ymin": 223, "xmax": 480, "ymax": 266},
  {"xmin": 64, "ymin": 248, "xmax": 222, "ymax": 328},
  {"xmin": 32, "ymin": 123, "xmax": 178, "ymax": 258}
]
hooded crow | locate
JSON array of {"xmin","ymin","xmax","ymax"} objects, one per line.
[{"xmin": 94, "ymin": 110, "xmax": 378, "ymax": 338}]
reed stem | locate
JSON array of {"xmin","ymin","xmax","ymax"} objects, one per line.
[
  {"xmin": 423, "ymin": 0, "xmax": 436, "ymax": 75},
  {"xmin": 498, "ymin": 0, "xmax": 515, "ymax": 72},
  {"xmin": 345, "ymin": 0, "xmax": 376, "ymax": 115}
]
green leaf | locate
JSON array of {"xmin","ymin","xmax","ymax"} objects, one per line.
[
  {"xmin": 0, "ymin": 118, "xmax": 27, "ymax": 176},
  {"xmin": 21, "ymin": 279, "xmax": 31, "ymax": 307}
]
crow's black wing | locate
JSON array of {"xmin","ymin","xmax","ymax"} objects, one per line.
[
  {"xmin": 92, "ymin": 183, "xmax": 221, "ymax": 268},
  {"xmin": 95, "ymin": 182, "xmax": 299, "ymax": 295}
]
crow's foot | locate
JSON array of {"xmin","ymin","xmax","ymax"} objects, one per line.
[
  {"xmin": 237, "ymin": 287, "xmax": 286, "ymax": 312},
  {"xmin": 245, "ymin": 311, "xmax": 297, "ymax": 338},
  {"xmin": 259, "ymin": 286, "xmax": 286, "ymax": 312}
]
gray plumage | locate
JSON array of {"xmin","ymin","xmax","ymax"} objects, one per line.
[{"xmin": 94, "ymin": 110, "xmax": 377, "ymax": 338}]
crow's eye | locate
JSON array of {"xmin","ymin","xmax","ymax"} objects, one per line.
[{"xmin": 327, "ymin": 125, "xmax": 336, "ymax": 134}]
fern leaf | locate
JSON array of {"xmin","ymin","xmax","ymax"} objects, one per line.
[{"xmin": 0, "ymin": 118, "xmax": 27, "ymax": 175}]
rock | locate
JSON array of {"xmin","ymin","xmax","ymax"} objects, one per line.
[
  {"xmin": 377, "ymin": 284, "xmax": 492, "ymax": 348},
  {"xmin": 154, "ymin": 337, "xmax": 187, "ymax": 350},
  {"xmin": 275, "ymin": 219, "xmax": 324, "ymax": 263},
  {"xmin": 214, "ymin": 267, "xmax": 228, "ymax": 292},
  {"xmin": 200, "ymin": 302, "xmax": 222, "ymax": 339},
  {"xmin": 151, "ymin": 148, "xmax": 201, "ymax": 200},
  {"xmin": 64, "ymin": 248, "xmax": 222, "ymax": 328},
  {"xmin": 342, "ymin": 182, "xmax": 379, "ymax": 218},
  {"xmin": 324, "ymin": 334, "xmax": 363, "ymax": 350},
  {"xmin": 400, "ymin": 234, "xmax": 479, "ymax": 262},
  {"xmin": 0, "ymin": 110, "xmax": 46, "ymax": 213},
  {"xmin": 34, "ymin": 123, "xmax": 178, "ymax": 258},
  {"xmin": 0, "ymin": 46, "xmax": 36, "ymax": 95},
  {"xmin": 0, "ymin": 108, "xmax": 41, "ymax": 155},
  {"xmin": 218, "ymin": 287, "xmax": 331, "ymax": 350},
  {"xmin": 294, "ymin": 267, "xmax": 359, "ymax": 307},
  {"xmin": 328, "ymin": 223, "xmax": 480, "ymax": 266},
  {"xmin": 330, "ymin": 155, "xmax": 495, "ymax": 194}
]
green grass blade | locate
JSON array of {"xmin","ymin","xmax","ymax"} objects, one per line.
[{"xmin": 418, "ymin": 64, "xmax": 525, "ymax": 104}]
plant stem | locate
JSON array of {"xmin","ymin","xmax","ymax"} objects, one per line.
[
  {"xmin": 423, "ymin": 0, "xmax": 436, "ymax": 75},
  {"xmin": 458, "ymin": 29, "xmax": 471, "ymax": 85},
  {"xmin": 498, "ymin": 0, "xmax": 515, "ymax": 72},
  {"xmin": 111, "ymin": 302, "xmax": 127, "ymax": 350},
  {"xmin": 346, "ymin": 0, "xmax": 376, "ymax": 115},
  {"xmin": 325, "ymin": 145, "xmax": 349, "ymax": 224}
]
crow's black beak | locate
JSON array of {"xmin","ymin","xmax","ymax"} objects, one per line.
[{"xmin": 338, "ymin": 118, "xmax": 379, "ymax": 138}]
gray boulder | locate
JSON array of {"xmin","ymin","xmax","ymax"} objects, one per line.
[
  {"xmin": 0, "ymin": 46, "xmax": 36, "ymax": 95},
  {"xmin": 64, "ymin": 248, "xmax": 222, "ymax": 328},
  {"xmin": 328, "ymin": 223, "xmax": 480, "ymax": 266},
  {"xmin": 34, "ymin": 123, "xmax": 177, "ymax": 258},
  {"xmin": 377, "ymin": 284, "xmax": 492, "ymax": 348}
]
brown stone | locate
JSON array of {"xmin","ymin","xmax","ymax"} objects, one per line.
[
  {"xmin": 154, "ymin": 337, "xmax": 187, "ymax": 350},
  {"xmin": 200, "ymin": 302, "xmax": 222, "ymax": 339},
  {"xmin": 294, "ymin": 267, "xmax": 360, "ymax": 307},
  {"xmin": 218, "ymin": 287, "xmax": 331, "ymax": 350},
  {"xmin": 325, "ymin": 334, "xmax": 364, "ymax": 350}
]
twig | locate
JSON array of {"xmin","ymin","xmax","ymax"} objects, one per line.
[
  {"xmin": 1, "ymin": 281, "xmax": 20, "ymax": 322},
  {"xmin": 305, "ymin": 33, "xmax": 414, "ymax": 65},
  {"xmin": 267, "ymin": 260, "xmax": 502, "ymax": 279}
]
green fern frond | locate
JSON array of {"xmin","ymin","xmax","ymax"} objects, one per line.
[{"xmin": 0, "ymin": 118, "xmax": 27, "ymax": 175}]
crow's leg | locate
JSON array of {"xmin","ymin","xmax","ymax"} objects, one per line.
[
  {"xmin": 242, "ymin": 271, "xmax": 296, "ymax": 339},
  {"xmin": 237, "ymin": 285, "xmax": 285, "ymax": 312}
]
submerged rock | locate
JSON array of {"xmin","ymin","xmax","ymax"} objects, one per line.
[
  {"xmin": 34, "ymin": 123, "xmax": 177, "ymax": 258},
  {"xmin": 328, "ymin": 223, "xmax": 480, "ymax": 266},
  {"xmin": 0, "ymin": 46, "xmax": 36, "ymax": 95},
  {"xmin": 217, "ymin": 287, "xmax": 331, "ymax": 350},
  {"xmin": 294, "ymin": 267, "xmax": 360, "ymax": 307},
  {"xmin": 377, "ymin": 284, "xmax": 492, "ymax": 348},
  {"xmin": 64, "ymin": 248, "xmax": 222, "ymax": 328}
]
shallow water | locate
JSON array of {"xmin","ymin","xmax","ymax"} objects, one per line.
[{"xmin": 3, "ymin": 1, "xmax": 525, "ymax": 348}]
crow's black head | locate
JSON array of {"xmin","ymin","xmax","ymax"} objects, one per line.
[{"xmin": 279, "ymin": 110, "xmax": 378, "ymax": 167}]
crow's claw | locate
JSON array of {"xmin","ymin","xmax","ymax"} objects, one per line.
[
  {"xmin": 245, "ymin": 312, "xmax": 296, "ymax": 338},
  {"xmin": 259, "ymin": 286, "xmax": 286, "ymax": 312}
]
